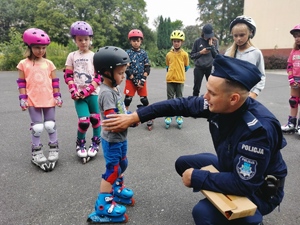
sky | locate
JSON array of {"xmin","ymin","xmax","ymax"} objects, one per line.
[{"xmin": 144, "ymin": 0, "xmax": 199, "ymax": 30}]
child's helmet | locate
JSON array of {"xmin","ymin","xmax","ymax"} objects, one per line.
[
  {"xmin": 128, "ymin": 29, "xmax": 143, "ymax": 40},
  {"xmin": 170, "ymin": 30, "xmax": 185, "ymax": 41},
  {"xmin": 290, "ymin": 24, "xmax": 300, "ymax": 35},
  {"xmin": 22, "ymin": 28, "xmax": 51, "ymax": 46},
  {"xmin": 94, "ymin": 46, "xmax": 130, "ymax": 74},
  {"xmin": 229, "ymin": 15, "xmax": 256, "ymax": 38},
  {"xmin": 70, "ymin": 21, "xmax": 93, "ymax": 37}
]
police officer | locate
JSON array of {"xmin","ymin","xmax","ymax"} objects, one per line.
[{"xmin": 101, "ymin": 55, "xmax": 287, "ymax": 225}]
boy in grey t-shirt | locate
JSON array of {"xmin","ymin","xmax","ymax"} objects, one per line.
[{"xmin": 87, "ymin": 46, "xmax": 135, "ymax": 223}]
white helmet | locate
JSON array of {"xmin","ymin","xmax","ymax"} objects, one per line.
[{"xmin": 229, "ymin": 15, "xmax": 256, "ymax": 38}]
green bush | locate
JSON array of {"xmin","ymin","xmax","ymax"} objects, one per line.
[{"xmin": 264, "ymin": 55, "xmax": 288, "ymax": 69}]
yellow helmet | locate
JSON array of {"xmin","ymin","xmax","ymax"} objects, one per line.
[{"xmin": 170, "ymin": 30, "xmax": 185, "ymax": 41}]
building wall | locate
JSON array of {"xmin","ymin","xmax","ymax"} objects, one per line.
[{"xmin": 244, "ymin": 0, "xmax": 299, "ymax": 57}]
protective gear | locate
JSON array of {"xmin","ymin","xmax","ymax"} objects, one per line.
[
  {"xmin": 44, "ymin": 120, "xmax": 56, "ymax": 134},
  {"xmin": 19, "ymin": 94, "xmax": 28, "ymax": 110},
  {"xmin": 229, "ymin": 15, "xmax": 256, "ymax": 38},
  {"xmin": 124, "ymin": 96, "xmax": 133, "ymax": 107},
  {"xmin": 52, "ymin": 78, "xmax": 60, "ymax": 89},
  {"xmin": 290, "ymin": 24, "xmax": 300, "ymax": 35},
  {"xmin": 128, "ymin": 29, "xmax": 143, "ymax": 40},
  {"xmin": 90, "ymin": 114, "xmax": 101, "ymax": 128},
  {"xmin": 140, "ymin": 96, "xmax": 149, "ymax": 106},
  {"xmin": 53, "ymin": 93, "xmax": 63, "ymax": 107},
  {"xmin": 170, "ymin": 30, "xmax": 185, "ymax": 41},
  {"xmin": 102, "ymin": 163, "xmax": 121, "ymax": 185},
  {"xmin": 31, "ymin": 123, "xmax": 44, "ymax": 137},
  {"xmin": 70, "ymin": 21, "xmax": 93, "ymax": 37},
  {"xmin": 78, "ymin": 117, "xmax": 90, "ymax": 133},
  {"xmin": 139, "ymin": 75, "xmax": 147, "ymax": 87},
  {"xmin": 68, "ymin": 84, "xmax": 79, "ymax": 99},
  {"xmin": 93, "ymin": 73, "xmax": 101, "ymax": 85},
  {"xmin": 22, "ymin": 28, "xmax": 50, "ymax": 46},
  {"xmin": 185, "ymin": 65, "xmax": 190, "ymax": 72},
  {"xmin": 63, "ymin": 69, "xmax": 74, "ymax": 84},
  {"xmin": 144, "ymin": 64, "xmax": 150, "ymax": 75},
  {"xmin": 289, "ymin": 96, "xmax": 299, "ymax": 108},
  {"xmin": 94, "ymin": 46, "xmax": 130, "ymax": 86},
  {"xmin": 17, "ymin": 78, "xmax": 26, "ymax": 89},
  {"xmin": 80, "ymin": 84, "xmax": 95, "ymax": 98}
]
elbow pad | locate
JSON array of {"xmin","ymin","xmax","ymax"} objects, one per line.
[
  {"xmin": 64, "ymin": 69, "xmax": 74, "ymax": 84},
  {"xmin": 144, "ymin": 65, "xmax": 150, "ymax": 75}
]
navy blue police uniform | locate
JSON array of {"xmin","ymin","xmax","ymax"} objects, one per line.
[{"xmin": 135, "ymin": 55, "xmax": 287, "ymax": 225}]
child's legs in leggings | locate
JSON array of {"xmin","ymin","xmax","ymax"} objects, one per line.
[
  {"xmin": 28, "ymin": 107, "xmax": 43, "ymax": 146},
  {"xmin": 75, "ymin": 99, "xmax": 90, "ymax": 140},
  {"xmin": 43, "ymin": 107, "xmax": 57, "ymax": 143},
  {"xmin": 87, "ymin": 95, "xmax": 101, "ymax": 137}
]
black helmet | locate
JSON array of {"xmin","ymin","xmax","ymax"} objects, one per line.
[
  {"xmin": 229, "ymin": 15, "xmax": 256, "ymax": 38},
  {"xmin": 94, "ymin": 46, "xmax": 130, "ymax": 73}
]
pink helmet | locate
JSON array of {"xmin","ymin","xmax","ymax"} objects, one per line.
[
  {"xmin": 128, "ymin": 29, "xmax": 143, "ymax": 40},
  {"xmin": 290, "ymin": 24, "xmax": 300, "ymax": 35},
  {"xmin": 70, "ymin": 21, "xmax": 93, "ymax": 37},
  {"xmin": 23, "ymin": 28, "xmax": 51, "ymax": 46}
]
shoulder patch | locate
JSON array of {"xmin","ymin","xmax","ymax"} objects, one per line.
[
  {"xmin": 242, "ymin": 111, "xmax": 262, "ymax": 131},
  {"xmin": 236, "ymin": 156, "xmax": 257, "ymax": 180}
]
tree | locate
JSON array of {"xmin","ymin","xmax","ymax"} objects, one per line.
[
  {"xmin": 197, "ymin": 0, "xmax": 244, "ymax": 46},
  {"xmin": 157, "ymin": 16, "xmax": 173, "ymax": 50},
  {"xmin": 183, "ymin": 25, "xmax": 201, "ymax": 50}
]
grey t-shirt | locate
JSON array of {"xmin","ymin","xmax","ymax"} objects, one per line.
[{"xmin": 98, "ymin": 83, "xmax": 127, "ymax": 142}]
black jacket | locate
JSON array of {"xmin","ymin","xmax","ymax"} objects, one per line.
[{"xmin": 190, "ymin": 37, "xmax": 219, "ymax": 68}]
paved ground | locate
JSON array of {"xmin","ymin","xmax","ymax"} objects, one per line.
[{"xmin": 0, "ymin": 68, "xmax": 299, "ymax": 225}]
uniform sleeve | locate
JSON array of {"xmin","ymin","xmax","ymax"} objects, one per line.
[
  {"xmin": 136, "ymin": 96, "xmax": 210, "ymax": 123},
  {"xmin": 191, "ymin": 127, "xmax": 271, "ymax": 197}
]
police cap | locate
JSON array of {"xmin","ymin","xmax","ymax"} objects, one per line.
[{"xmin": 212, "ymin": 55, "xmax": 262, "ymax": 91}]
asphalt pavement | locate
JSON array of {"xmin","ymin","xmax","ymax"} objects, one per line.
[{"xmin": 0, "ymin": 68, "xmax": 299, "ymax": 225}]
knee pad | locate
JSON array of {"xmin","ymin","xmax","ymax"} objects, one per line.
[
  {"xmin": 124, "ymin": 96, "xmax": 132, "ymax": 107},
  {"xmin": 119, "ymin": 156, "xmax": 128, "ymax": 173},
  {"xmin": 78, "ymin": 117, "xmax": 90, "ymax": 133},
  {"xmin": 90, "ymin": 114, "xmax": 101, "ymax": 128},
  {"xmin": 289, "ymin": 96, "xmax": 299, "ymax": 108},
  {"xmin": 102, "ymin": 163, "xmax": 121, "ymax": 185},
  {"xmin": 44, "ymin": 120, "xmax": 56, "ymax": 134},
  {"xmin": 31, "ymin": 123, "xmax": 44, "ymax": 137},
  {"xmin": 140, "ymin": 96, "xmax": 149, "ymax": 106}
]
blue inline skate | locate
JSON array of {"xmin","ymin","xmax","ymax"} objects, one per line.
[
  {"xmin": 176, "ymin": 116, "xmax": 183, "ymax": 129},
  {"xmin": 87, "ymin": 193, "xmax": 128, "ymax": 224},
  {"xmin": 165, "ymin": 117, "xmax": 172, "ymax": 129},
  {"xmin": 113, "ymin": 177, "xmax": 135, "ymax": 206}
]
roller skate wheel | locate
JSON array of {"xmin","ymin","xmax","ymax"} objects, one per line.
[
  {"xmin": 148, "ymin": 126, "xmax": 152, "ymax": 131},
  {"xmin": 129, "ymin": 197, "xmax": 135, "ymax": 206},
  {"xmin": 123, "ymin": 213, "xmax": 129, "ymax": 223},
  {"xmin": 177, "ymin": 124, "xmax": 182, "ymax": 129},
  {"xmin": 165, "ymin": 124, "xmax": 170, "ymax": 129},
  {"xmin": 82, "ymin": 157, "xmax": 87, "ymax": 164}
]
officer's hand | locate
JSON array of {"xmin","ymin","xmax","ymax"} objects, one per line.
[{"xmin": 182, "ymin": 168, "xmax": 194, "ymax": 187}]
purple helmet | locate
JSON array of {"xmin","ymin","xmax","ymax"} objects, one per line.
[
  {"xmin": 70, "ymin": 21, "xmax": 93, "ymax": 37},
  {"xmin": 23, "ymin": 28, "xmax": 51, "ymax": 46}
]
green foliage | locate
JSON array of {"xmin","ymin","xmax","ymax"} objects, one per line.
[
  {"xmin": 157, "ymin": 16, "xmax": 173, "ymax": 50},
  {"xmin": 46, "ymin": 42, "xmax": 71, "ymax": 69},
  {"xmin": 197, "ymin": 0, "xmax": 244, "ymax": 46},
  {"xmin": 183, "ymin": 25, "xmax": 201, "ymax": 50},
  {"xmin": 0, "ymin": 28, "xmax": 25, "ymax": 71}
]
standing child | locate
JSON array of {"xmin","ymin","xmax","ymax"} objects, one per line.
[
  {"xmin": 225, "ymin": 15, "xmax": 265, "ymax": 99},
  {"xmin": 17, "ymin": 28, "xmax": 62, "ymax": 172},
  {"xmin": 124, "ymin": 29, "xmax": 152, "ymax": 130},
  {"xmin": 281, "ymin": 24, "xmax": 300, "ymax": 134},
  {"xmin": 87, "ymin": 46, "xmax": 134, "ymax": 223},
  {"xmin": 64, "ymin": 21, "xmax": 101, "ymax": 163},
  {"xmin": 165, "ymin": 30, "xmax": 190, "ymax": 129}
]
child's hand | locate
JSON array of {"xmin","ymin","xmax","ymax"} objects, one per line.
[
  {"xmin": 55, "ymin": 96, "xmax": 63, "ymax": 107},
  {"xmin": 19, "ymin": 94, "xmax": 28, "ymax": 111}
]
